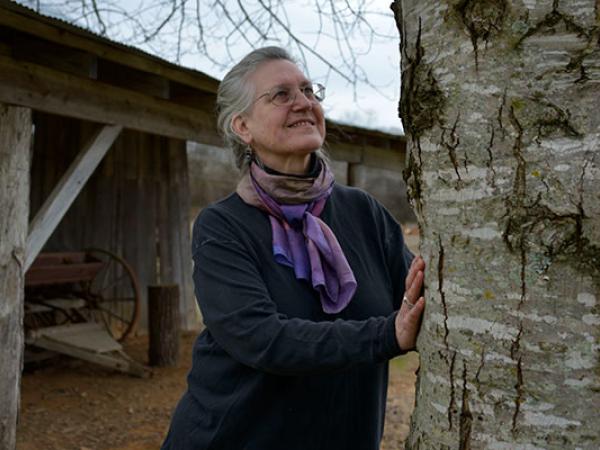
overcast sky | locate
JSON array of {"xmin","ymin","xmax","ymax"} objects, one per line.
[
  {"xmin": 181, "ymin": 2, "xmax": 403, "ymax": 133},
  {"xmin": 21, "ymin": 0, "xmax": 403, "ymax": 134}
]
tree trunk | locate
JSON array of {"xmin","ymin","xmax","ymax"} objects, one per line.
[
  {"xmin": 392, "ymin": 1, "xmax": 599, "ymax": 448},
  {"xmin": 0, "ymin": 103, "xmax": 31, "ymax": 449}
]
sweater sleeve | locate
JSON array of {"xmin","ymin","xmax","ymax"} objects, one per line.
[
  {"xmin": 191, "ymin": 208, "xmax": 402, "ymax": 376},
  {"xmin": 366, "ymin": 194, "xmax": 415, "ymax": 311}
]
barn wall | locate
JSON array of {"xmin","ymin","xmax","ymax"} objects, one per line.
[
  {"xmin": 29, "ymin": 112, "xmax": 198, "ymax": 332},
  {"xmin": 187, "ymin": 142, "xmax": 415, "ymax": 223}
]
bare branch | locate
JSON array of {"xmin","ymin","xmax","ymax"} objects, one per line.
[
  {"xmin": 90, "ymin": 0, "xmax": 106, "ymax": 35},
  {"xmin": 143, "ymin": 0, "xmax": 178, "ymax": 43},
  {"xmin": 256, "ymin": 0, "xmax": 354, "ymax": 84},
  {"xmin": 26, "ymin": 0, "xmax": 397, "ymax": 105}
]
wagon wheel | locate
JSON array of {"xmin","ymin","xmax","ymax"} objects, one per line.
[{"xmin": 83, "ymin": 248, "xmax": 141, "ymax": 342}]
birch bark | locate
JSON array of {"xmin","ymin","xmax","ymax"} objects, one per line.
[{"xmin": 392, "ymin": 1, "xmax": 600, "ymax": 448}]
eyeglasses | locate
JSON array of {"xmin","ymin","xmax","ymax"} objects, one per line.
[{"xmin": 253, "ymin": 82, "xmax": 326, "ymax": 107}]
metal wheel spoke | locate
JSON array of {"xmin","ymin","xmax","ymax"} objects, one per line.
[
  {"xmin": 95, "ymin": 306, "xmax": 131, "ymax": 323},
  {"xmin": 93, "ymin": 273, "xmax": 131, "ymax": 294}
]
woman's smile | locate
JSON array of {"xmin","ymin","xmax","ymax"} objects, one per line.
[{"xmin": 287, "ymin": 119, "xmax": 315, "ymax": 128}]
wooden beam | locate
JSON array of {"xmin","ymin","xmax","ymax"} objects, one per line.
[
  {"xmin": 326, "ymin": 141, "xmax": 406, "ymax": 172},
  {"xmin": 7, "ymin": 29, "xmax": 97, "ymax": 78},
  {"xmin": 362, "ymin": 144, "xmax": 405, "ymax": 172},
  {"xmin": 0, "ymin": 102, "xmax": 31, "ymax": 450},
  {"xmin": 0, "ymin": 54, "xmax": 223, "ymax": 145},
  {"xmin": 97, "ymin": 58, "xmax": 170, "ymax": 99},
  {"xmin": 25, "ymin": 125, "xmax": 122, "ymax": 271}
]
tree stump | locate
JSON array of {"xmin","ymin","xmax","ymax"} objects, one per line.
[{"xmin": 148, "ymin": 284, "xmax": 180, "ymax": 367}]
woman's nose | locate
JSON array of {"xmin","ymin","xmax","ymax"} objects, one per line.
[{"xmin": 291, "ymin": 89, "xmax": 313, "ymax": 110}]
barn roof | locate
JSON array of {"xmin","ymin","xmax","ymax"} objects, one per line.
[{"xmin": 0, "ymin": 0, "xmax": 405, "ymax": 168}]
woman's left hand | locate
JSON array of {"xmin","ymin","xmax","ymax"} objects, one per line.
[{"xmin": 395, "ymin": 255, "xmax": 426, "ymax": 352}]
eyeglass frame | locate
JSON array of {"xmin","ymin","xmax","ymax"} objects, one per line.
[{"xmin": 251, "ymin": 82, "xmax": 326, "ymax": 107}]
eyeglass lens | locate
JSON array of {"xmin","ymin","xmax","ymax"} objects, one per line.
[{"xmin": 269, "ymin": 83, "xmax": 325, "ymax": 106}]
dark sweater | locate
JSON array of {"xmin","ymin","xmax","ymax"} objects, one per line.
[{"xmin": 162, "ymin": 184, "xmax": 412, "ymax": 450}]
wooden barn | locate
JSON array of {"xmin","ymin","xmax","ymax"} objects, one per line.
[{"xmin": 0, "ymin": 0, "xmax": 407, "ymax": 446}]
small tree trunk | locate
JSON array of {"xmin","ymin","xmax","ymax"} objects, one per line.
[
  {"xmin": 148, "ymin": 284, "xmax": 180, "ymax": 367},
  {"xmin": 0, "ymin": 103, "xmax": 32, "ymax": 449}
]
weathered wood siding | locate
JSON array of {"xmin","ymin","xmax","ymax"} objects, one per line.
[
  {"xmin": 187, "ymin": 142, "xmax": 415, "ymax": 224},
  {"xmin": 29, "ymin": 112, "xmax": 197, "ymax": 332}
]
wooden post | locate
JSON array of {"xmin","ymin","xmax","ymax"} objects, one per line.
[
  {"xmin": 147, "ymin": 285, "xmax": 180, "ymax": 367},
  {"xmin": 0, "ymin": 103, "xmax": 32, "ymax": 449}
]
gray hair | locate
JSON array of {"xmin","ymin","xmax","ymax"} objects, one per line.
[{"xmin": 216, "ymin": 46, "xmax": 327, "ymax": 172}]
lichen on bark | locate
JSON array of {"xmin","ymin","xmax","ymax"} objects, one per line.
[{"xmin": 454, "ymin": 0, "xmax": 508, "ymax": 67}]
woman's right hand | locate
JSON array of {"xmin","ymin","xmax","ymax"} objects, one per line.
[{"xmin": 395, "ymin": 255, "xmax": 426, "ymax": 352}]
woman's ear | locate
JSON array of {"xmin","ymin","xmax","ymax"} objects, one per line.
[{"xmin": 232, "ymin": 114, "xmax": 252, "ymax": 145}]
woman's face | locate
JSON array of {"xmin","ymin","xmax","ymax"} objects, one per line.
[{"xmin": 232, "ymin": 59, "xmax": 326, "ymax": 173}]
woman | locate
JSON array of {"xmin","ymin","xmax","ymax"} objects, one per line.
[{"xmin": 161, "ymin": 46, "xmax": 426, "ymax": 450}]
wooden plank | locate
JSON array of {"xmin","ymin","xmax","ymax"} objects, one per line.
[
  {"xmin": 325, "ymin": 141, "xmax": 362, "ymax": 163},
  {"xmin": 164, "ymin": 139, "xmax": 198, "ymax": 330},
  {"xmin": 25, "ymin": 124, "xmax": 123, "ymax": 270},
  {"xmin": 157, "ymin": 146, "xmax": 173, "ymax": 284},
  {"xmin": 169, "ymin": 81, "xmax": 214, "ymax": 108},
  {"xmin": 97, "ymin": 59, "xmax": 170, "ymax": 100},
  {"xmin": 25, "ymin": 298, "xmax": 87, "ymax": 313},
  {"xmin": 0, "ymin": 102, "xmax": 31, "ymax": 450},
  {"xmin": 135, "ymin": 176, "xmax": 158, "ymax": 332},
  {"xmin": 326, "ymin": 120, "xmax": 405, "ymax": 145},
  {"xmin": 120, "ymin": 176, "xmax": 146, "ymax": 332},
  {"xmin": 326, "ymin": 141, "xmax": 407, "ymax": 171},
  {"xmin": 170, "ymin": 140, "xmax": 198, "ymax": 330},
  {"xmin": 25, "ymin": 260, "xmax": 103, "ymax": 286},
  {"xmin": 30, "ymin": 322, "xmax": 122, "ymax": 353},
  {"xmin": 0, "ymin": 1, "xmax": 219, "ymax": 94},
  {"xmin": 0, "ymin": 54, "xmax": 223, "ymax": 145},
  {"xmin": 362, "ymin": 144, "xmax": 405, "ymax": 172},
  {"xmin": 8, "ymin": 29, "xmax": 97, "ymax": 78},
  {"xmin": 26, "ymin": 336, "xmax": 148, "ymax": 377}
]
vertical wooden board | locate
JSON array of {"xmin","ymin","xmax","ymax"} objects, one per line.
[
  {"xmin": 166, "ymin": 139, "xmax": 182, "ymax": 284},
  {"xmin": 30, "ymin": 113, "xmax": 72, "ymax": 251},
  {"xmin": 50, "ymin": 118, "xmax": 89, "ymax": 251},
  {"xmin": 166, "ymin": 139, "xmax": 184, "ymax": 320},
  {"xmin": 48, "ymin": 115, "xmax": 73, "ymax": 250},
  {"xmin": 134, "ymin": 178, "xmax": 158, "ymax": 333},
  {"xmin": 29, "ymin": 112, "xmax": 45, "ymax": 218},
  {"xmin": 30, "ymin": 112, "xmax": 61, "ymax": 221},
  {"xmin": 124, "ymin": 130, "xmax": 139, "ymax": 180},
  {"xmin": 157, "ymin": 139, "xmax": 173, "ymax": 284},
  {"xmin": 177, "ymin": 141, "xmax": 197, "ymax": 330},
  {"xmin": 86, "ymin": 174, "xmax": 117, "ymax": 251},
  {"xmin": 0, "ymin": 103, "xmax": 31, "ymax": 450},
  {"xmin": 118, "ymin": 177, "xmax": 135, "ymax": 329},
  {"xmin": 166, "ymin": 138, "xmax": 198, "ymax": 330}
]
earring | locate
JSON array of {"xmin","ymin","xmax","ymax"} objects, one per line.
[{"xmin": 244, "ymin": 146, "xmax": 253, "ymax": 163}]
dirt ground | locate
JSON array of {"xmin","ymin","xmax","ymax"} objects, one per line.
[{"xmin": 17, "ymin": 331, "xmax": 419, "ymax": 450}]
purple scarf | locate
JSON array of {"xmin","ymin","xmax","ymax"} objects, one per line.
[{"xmin": 236, "ymin": 158, "xmax": 357, "ymax": 314}]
